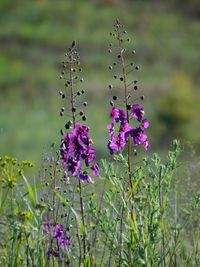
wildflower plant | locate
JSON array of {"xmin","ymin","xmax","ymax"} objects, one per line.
[
  {"xmin": 1, "ymin": 20, "xmax": 200, "ymax": 267},
  {"xmin": 40, "ymin": 40, "xmax": 100, "ymax": 266}
]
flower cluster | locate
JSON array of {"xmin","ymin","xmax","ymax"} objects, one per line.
[
  {"xmin": 60, "ymin": 124, "xmax": 99, "ymax": 183},
  {"xmin": 107, "ymin": 104, "xmax": 149, "ymax": 154},
  {"xmin": 43, "ymin": 216, "xmax": 71, "ymax": 258}
]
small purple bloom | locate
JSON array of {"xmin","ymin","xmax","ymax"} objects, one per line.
[
  {"xmin": 67, "ymin": 157, "xmax": 82, "ymax": 176},
  {"xmin": 81, "ymin": 147, "xmax": 96, "ymax": 167},
  {"xmin": 130, "ymin": 126, "xmax": 149, "ymax": 150},
  {"xmin": 107, "ymin": 123, "xmax": 115, "ymax": 138},
  {"xmin": 119, "ymin": 109, "xmax": 127, "ymax": 122},
  {"xmin": 110, "ymin": 107, "xmax": 120, "ymax": 122},
  {"xmin": 110, "ymin": 107, "xmax": 127, "ymax": 123},
  {"xmin": 52, "ymin": 225, "xmax": 63, "ymax": 238},
  {"xmin": 131, "ymin": 104, "xmax": 144, "ymax": 122},
  {"xmin": 79, "ymin": 173, "xmax": 93, "ymax": 184},
  {"xmin": 91, "ymin": 162, "xmax": 99, "ymax": 176},
  {"xmin": 141, "ymin": 119, "xmax": 149, "ymax": 129},
  {"xmin": 108, "ymin": 134, "xmax": 126, "ymax": 154}
]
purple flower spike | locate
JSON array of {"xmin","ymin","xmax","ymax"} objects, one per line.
[
  {"xmin": 131, "ymin": 104, "xmax": 144, "ymax": 122},
  {"xmin": 60, "ymin": 123, "xmax": 98, "ymax": 183},
  {"xmin": 91, "ymin": 162, "xmax": 99, "ymax": 176}
]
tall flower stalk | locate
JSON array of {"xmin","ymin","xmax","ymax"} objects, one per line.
[
  {"xmin": 107, "ymin": 19, "xmax": 149, "ymax": 187},
  {"xmin": 59, "ymin": 41, "xmax": 99, "ymax": 263}
]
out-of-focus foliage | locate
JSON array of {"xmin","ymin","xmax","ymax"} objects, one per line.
[{"xmin": 156, "ymin": 72, "xmax": 200, "ymax": 145}]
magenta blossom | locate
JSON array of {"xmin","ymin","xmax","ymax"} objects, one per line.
[
  {"xmin": 91, "ymin": 162, "xmax": 99, "ymax": 176},
  {"xmin": 43, "ymin": 219, "xmax": 71, "ymax": 258},
  {"xmin": 110, "ymin": 107, "xmax": 127, "ymax": 123},
  {"xmin": 79, "ymin": 173, "xmax": 93, "ymax": 184},
  {"xmin": 131, "ymin": 104, "xmax": 144, "ymax": 122},
  {"xmin": 108, "ymin": 134, "xmax": 126, "ymax": 154},
  {"xmin": 130, "ymin": 126, "xmax": 149, "ymax": 150},
  {"xmin": 141, "ymin": 119, "xmax": 149, "ymax": 129}
]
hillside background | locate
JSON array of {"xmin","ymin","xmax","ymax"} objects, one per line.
[{"xmin": 0, "ymin": 0, "xmax": 200, "ymax": 169}]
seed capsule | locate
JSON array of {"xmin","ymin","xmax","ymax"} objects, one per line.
[
  {"xmin": 65, "ymin": 123, "xmax": 70, "ymax": 129},
  {"xmin": 113, "ymin": 96, "xmax": 117, "ymax": 100},
  {"xmin": 127, "ymin": 104, "xmax": 131, "ymax": 110},
  {"xmin": 82, "ymin": 115, "xmax": 87, "ymax": 121},
  {"xmin": 109, "ymin": 84, "xmax": 113, "ymax": 89},
  {"xmin": 83, "ymin": 102, "xmax": 87, "ymax": 106},
  {"xmin": 134, "ymin": 86, "xmax": 138, "ymax": 90},
  {"xmin": 141, "ymin": 95, "xmax": 145, "ymax": 100}
]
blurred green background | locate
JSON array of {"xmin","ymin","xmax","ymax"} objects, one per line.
[{"xmin": 0, "ymin": 0, "xmax": 200, "ymax": 169}]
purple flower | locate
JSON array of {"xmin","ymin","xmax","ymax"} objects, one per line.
[
  {"xmin": 130, "ymin": 126, "xmax": 149, "ymax": 151},
  {"xmin": 110, "ymin": 108, "xmax": 127, "ymax": 123},
  {"xmin": 91, "ymin": 162, "xmax": 99, "ymax": 176},
  {"xmin": 52, "ymin": 225, "xmax": 63, "ymax": 238},
  {"xmin": 108, "ymin": 134, "xmax": 126, "ymax": 154},
  {"xmin": 81, "ymin": 147, "xmax": 96, "ymax": 167},
  {"xmin": 79, "ymin": 173, "xmax": 93, "ymax": 184},
  {"xmin": 141, "ymin": 119, "xmax": 149, "ymax": 129},
  {"xmin": 110, "ymin": 107, "xmax": 120, "ymax": 122},
  {"xmin": 107, "ymin": 123, "xmax": 114, "ymax": 138},
  {"xmin": 67, "ymin": 157, "xmax": 82, "ymax": 176},
  {"xmin": 131, "ymin": 104, "xmax": 144, "ymax": 122},
  {"xmin": 43, "ymin": 218, "xmax": 71, "ymax": 258},
  {"xmin": 73, "ymin": 124, "xmax": 89, "ymax": 144}
]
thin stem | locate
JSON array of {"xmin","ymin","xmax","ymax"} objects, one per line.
[
  {"xmin": 69, "ymin": 50, "xmax": 87, "ymax": 262},
  {"xmin": 115, "ymin": 21, "xmax": 132, "ymax": 189}
]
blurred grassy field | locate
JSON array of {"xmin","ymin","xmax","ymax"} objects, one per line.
[{"xmin": 0, "ymin": 0, "xmax": 200, "ymax": 169}]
